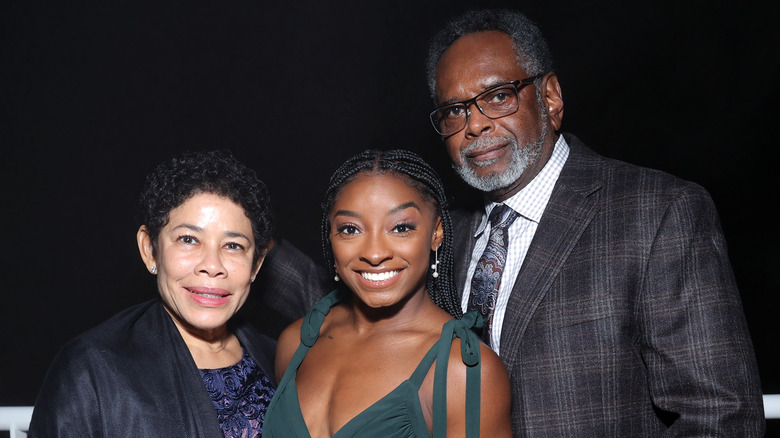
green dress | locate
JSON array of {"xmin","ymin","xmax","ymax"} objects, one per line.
[{"xmin": 263, "ymin": 289, "xmax": 483, "ymax": 438}]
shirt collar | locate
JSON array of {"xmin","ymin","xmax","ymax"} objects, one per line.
[{"xmin": 474, "ymin": 135, "xmax": 570, "ymax": 237}]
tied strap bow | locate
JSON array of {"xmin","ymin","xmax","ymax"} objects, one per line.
[
  {"xmin": 431, "ymin": 311, "xmax": 483, "ymax": 438},
  {"xmin": 300, "ymin": 289, "xmax": 343, "ymax": 347}
]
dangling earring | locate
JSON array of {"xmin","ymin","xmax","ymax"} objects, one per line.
[
  {"xmin": 431, "ymin": 247, "xmax": 439, "ymax": 278},
  {"xmin": 334, "ymin": 264, "xmax": 340, "ymax": 282}
]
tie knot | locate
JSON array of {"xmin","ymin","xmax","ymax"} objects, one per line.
[{"xmin": 488, "ymin": 204, "xmax": 518, "ymax": 229}]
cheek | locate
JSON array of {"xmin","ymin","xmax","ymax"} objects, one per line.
[
  {"xmin": 161, "ymin": 252, "xmax": 192, "ymax": 277},
  {"xmin": 330, "ymin": 241, "xmax": 351, "ymax": 265},
  {"xmin": 217, "ymin": 251, "xmax": 255, "ymax": 278},
  {"xmin": 401, "ymin": 239, "xmax": 433, "ymax": 265},
  {"xmin": 444, "ymin": 139, "xmax": 464, "ymax": 164},
  {"xmin": 505, "ymin": 107, "xmax": 542, "ymax": 140},
  {"xmin": 230, "ymin": 259, "xmax": 255, "ymax": 278}
]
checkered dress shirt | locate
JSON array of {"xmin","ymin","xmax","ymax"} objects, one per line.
[{"xmin": 460, "ymin": 135, "xmax": 569, "ymax": 353}]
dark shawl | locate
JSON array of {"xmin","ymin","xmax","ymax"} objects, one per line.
[{"xmin": 29, "ymin": 299, "xmax": 276, "ymax": 437}]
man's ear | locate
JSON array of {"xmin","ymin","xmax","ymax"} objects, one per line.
[
  {"xmin": 543, "ymin": 72, "xmax": 564, "ymax": 132},
  {"xmin": 137, "ymin": 225, "xmax": 157, "ymax": 273}
]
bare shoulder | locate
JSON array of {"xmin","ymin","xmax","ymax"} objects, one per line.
[
  {"xmin": 476, "ymin": 343, "xmax": 512, "ymax": 436},
  {"xmin": 477, "ymin": 343, "xmax": 510, "ymax": 391},
  {"xmin": 274, "ymin": 317, "xmax": 304, "ymax": 383}
]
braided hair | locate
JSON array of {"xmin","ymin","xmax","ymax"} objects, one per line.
[{"xmin": 321, "ymin": 149, "xmax": 462, "ymax": 318}]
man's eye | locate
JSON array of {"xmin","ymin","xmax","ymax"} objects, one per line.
[
  {"xmin": 489, "ymin": 91, "xmax": 510, "ymax": 103},
  {"xmin": 442, "ymin": 105, "xmax": 465, "ymax": 118},
  {"xmin": 484, "ymin": 87, "xmax": 516, "ymax": 105}
]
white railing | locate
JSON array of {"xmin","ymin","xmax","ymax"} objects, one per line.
[
  {"xmin": 765, "ymin": 394, "xmax": 780, "ymax": 420},
  {"xmin": 1, "ymin": 395, "xmax": 778, "ymax": 434},
  {"xmin": 0, "ymin": 406, "xmax": 33, "ymax": 438}
]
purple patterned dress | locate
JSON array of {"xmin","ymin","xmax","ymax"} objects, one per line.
[{"xmin": 200, "ymin": 351, "xmax": 275, "ymax": 437}]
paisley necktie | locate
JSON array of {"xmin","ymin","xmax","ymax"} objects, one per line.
[{"xmin": 467, "ymin": 204, "xmax": 519, "ymax": 346}]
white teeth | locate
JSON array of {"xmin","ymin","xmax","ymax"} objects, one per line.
[
  {"xmin": 195, "ymin": 293, "xmax": 223, "ymax": 298},
  {"xmin": 361, "ymin": 271, "xmax": 399, "ymax": 282}
]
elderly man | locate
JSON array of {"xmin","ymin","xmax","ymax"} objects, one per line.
[{"xmin": 425, "ymin": 8, "xmax": 764, "ymax": 436}]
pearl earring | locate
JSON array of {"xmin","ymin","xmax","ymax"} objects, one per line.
[
  {"xmin": 431, "ymin": 247, "xmax": 439, "ymax": 278},
  {"xmin": 334, "ymin": 265, "xmax": 340, "ymax": 282}
]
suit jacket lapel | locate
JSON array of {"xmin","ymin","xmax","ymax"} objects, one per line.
[
  {"xmin": 499, "ymin": 135, "xmax": 603, "ymax": 369},
  {"xmin": 451, "ymin": 207, "xmax": 481, "ymax": 300}
]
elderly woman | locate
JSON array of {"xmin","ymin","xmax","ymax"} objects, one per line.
[{"xmin": 29, "ymin": 150, "xmax": 276, "ymax": 437}]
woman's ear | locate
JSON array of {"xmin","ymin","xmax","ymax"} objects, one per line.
[
  {"xmin": 137, "ymin": 225, "xmax": 157, "ymax": 274},
  {"xmin": 250, "ymin": 239, "xmax": 274, "ymax": 282},
  {"xmin": 431, "ymin": 217, "xmax": 444, "ymax": 251}
]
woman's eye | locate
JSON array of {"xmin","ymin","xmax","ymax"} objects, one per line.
[
  {"xmin": 392, "ymin": 223, "xmax": 416, "ymax": 234},
  {"xmin": 224, "ymin": 242, "xmax": 245, "ymax": 251},
  {"xmin": 336, "ymin": 224, "xmax": 360, "ymax": 235},
  {"xmin": 178, "ymin": 235, "xmax": 198, "ymax": 244}
]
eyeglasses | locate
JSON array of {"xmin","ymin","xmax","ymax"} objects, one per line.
[{"xmin": 429, "ymin": 74, "xmax": 544, "ymax": 136}]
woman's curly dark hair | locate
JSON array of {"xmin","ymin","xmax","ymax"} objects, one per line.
[
  {"xmin": 320, "ymin": 149, "xmax": 462, "ymax": 318},
  {"xmin": 138, "ymin": 150, "xmax": 274, "ymax": 267}
]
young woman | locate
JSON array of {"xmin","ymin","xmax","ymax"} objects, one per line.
[{"xmin": 264, "ymin": 149, "xmax": 512, "ymax": 437}]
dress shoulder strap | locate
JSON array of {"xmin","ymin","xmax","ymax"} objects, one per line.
[
  {"xmin": 408, "ymin": 336, "xmax": 444, "ymax": 388},
  {"xmin": 431, "ymin": 311, "xmax": 483, "ymax": 438},
  {"xmin": 299, "ymin": 288, "xmax": 345, "ymax": 347},
  {"xmin": 274, "ymin": 289, "xmax": 345, "ymax": 392}
]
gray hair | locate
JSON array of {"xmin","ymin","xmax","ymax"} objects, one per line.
[{"xmin": 426, "ymin": 9, "xmax": 554, "ymax": 101}]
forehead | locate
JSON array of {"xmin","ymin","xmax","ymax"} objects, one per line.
[
  {"xmin": 435, "ymin": 31, "xmax": 528, "ymax": 103},
  {"xmin": 168, "ymin": 192, "xmax": 250, "ymax": 226},
  {"xmin": 333, "ymin": 172, "xmax": 435, "ymax": 213}
]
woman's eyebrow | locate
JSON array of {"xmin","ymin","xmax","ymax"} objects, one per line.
[
  {"xmin": 172, "ymin": 223, "xmax": 202, "ymax": 233},
  {"xmin": 332, "ymin": 209, "xmax": 360, "ymax": 218},
  {"xmin": 224, "ymin": 231, "xmax": 251, "ymax": 241},
  {"xmin": 388, "ymin": 202, "xmax": 421, "ymax": 215}
]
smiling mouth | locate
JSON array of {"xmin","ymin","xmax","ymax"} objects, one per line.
[
  {"xmin": 467, "ymin": 143, "xmax": 507, "ymax": 162},
  {"xmin": 360, "ymin": 271, "xmax": 400, "ymax": 282},
  {"xmin": 186, "ymin": 287, "xmax": 229, "ymax": 299},
  {"xmin": 462, "ymin": 136, "xmax": 513, "ymax": 164},
  {"xmin": 192, "ymin": 292, "xmax": 224, "ymax": 298}
]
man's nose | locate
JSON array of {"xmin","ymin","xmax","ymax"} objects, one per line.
[{"xmin": 464, "ymin": 102, "xmax": 494, "ymax": 137}]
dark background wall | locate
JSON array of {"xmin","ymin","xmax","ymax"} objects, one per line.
[{"xmin": 2, "ymin": 0, "xmax": 777, "ymax": 421}]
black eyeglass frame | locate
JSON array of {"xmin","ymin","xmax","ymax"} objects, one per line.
[{"xmin": 429, "ymin": 74, "xmax": 545, "ymax": 136}]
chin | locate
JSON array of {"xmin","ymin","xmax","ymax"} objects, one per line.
[
  {"xmin": 183, "ymin": 310, "xmax": 233, "ymax": 331},
  {"xmin": 355, "ymin": 288, "xmax": 420, "ymax": 312},
  {"xmin": 359, "ymin": 295, "xmax": 399, "ymax": 309},
  {"xmin": 191, "ymin": 321, "xmax": 231, "ymax": 332}
]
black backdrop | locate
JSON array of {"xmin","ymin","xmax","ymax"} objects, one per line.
[{"xmin": 2, "ymin": 0, "xmax": 778, "ymax": 418}]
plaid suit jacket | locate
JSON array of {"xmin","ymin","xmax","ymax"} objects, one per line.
[{"xmin": 452, "ymin": 133, "xmax": 764, "ymax": 436}]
